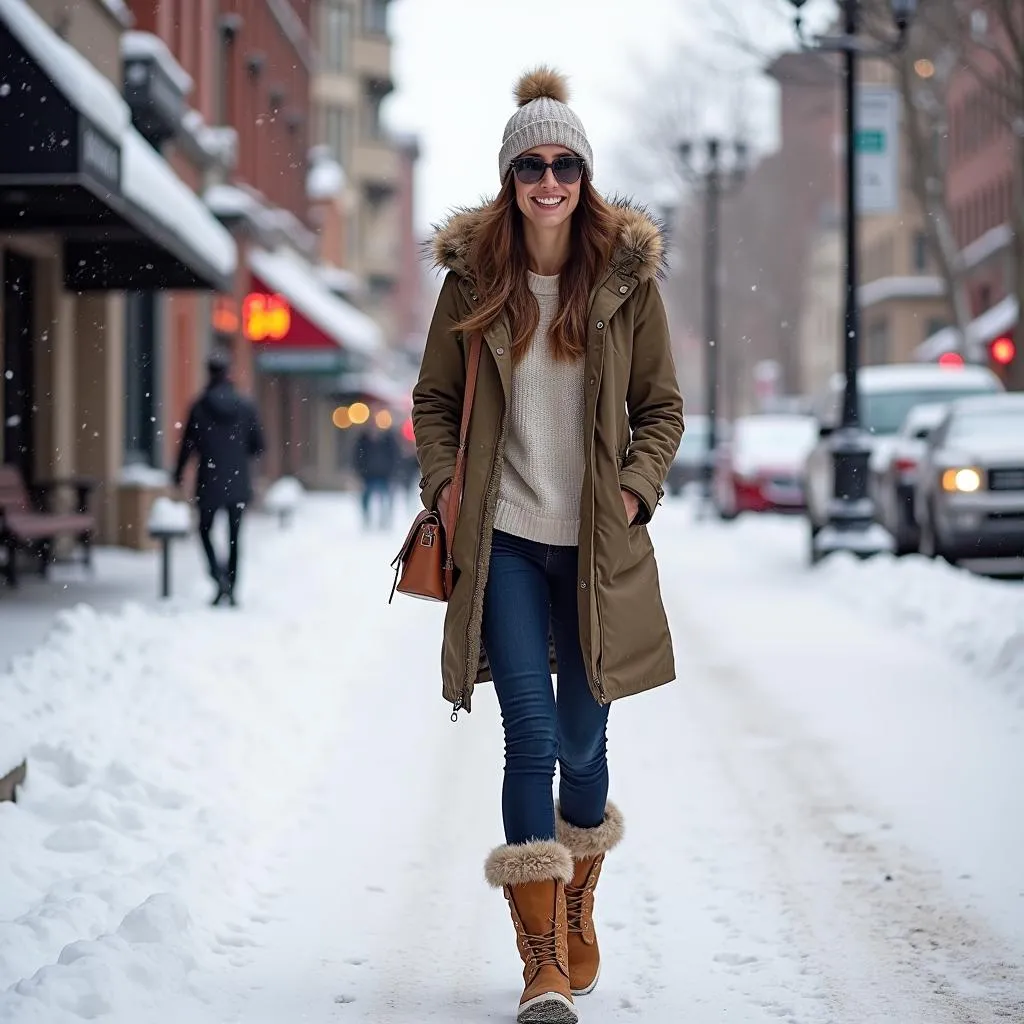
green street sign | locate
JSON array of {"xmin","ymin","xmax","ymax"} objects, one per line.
[{"xmin": 855, "ymin": 129, "xmax": 886, "ymax": 154}]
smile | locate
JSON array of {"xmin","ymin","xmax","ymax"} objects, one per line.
[{"xmin": 531, "ymin": 196, "xmax": 565, "ymax": 207}]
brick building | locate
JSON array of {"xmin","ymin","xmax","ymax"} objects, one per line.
[
  {"xmin": 918, "ymin": 14, "xmax": 1022, "ymax": 390},
  {"xmin": 130, "ymin": 0, "xmax": 383, "ymax": 489},
  {"xmin": 0, "ymin": 0, "xmax": 236, "ymax": 546}
]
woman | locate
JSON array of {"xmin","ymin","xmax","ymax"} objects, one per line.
[{"xmin": 412, "ymin": 67, "xmax": 683, "ymax": 1024}]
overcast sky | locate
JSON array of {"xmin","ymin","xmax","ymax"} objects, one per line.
[{"xmin": 385, "ymin": 0, "xmax": 836, "ymax": 235}]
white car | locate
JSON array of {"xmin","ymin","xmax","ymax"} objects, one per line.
[{"xmin": 804, "ymin": 363, "xmax": 1004, "ymax": 562}]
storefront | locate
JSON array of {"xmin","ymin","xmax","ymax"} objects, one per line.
[
  {"xmin": 0, "ymin": 0, "xmax": 235, "ymax": 542},
  {"xmin": 244, "ymin": 245, "xmax": 382, "ymax": 487}
]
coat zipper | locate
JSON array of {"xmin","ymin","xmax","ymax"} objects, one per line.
[{"xmin": 452, "ymin": 402, "xmax": 506, "ymax": 723}]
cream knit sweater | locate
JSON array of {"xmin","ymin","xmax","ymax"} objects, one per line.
[{"xmin": 493, "ymin": 272, "xmax": 585, "ymax": 546}]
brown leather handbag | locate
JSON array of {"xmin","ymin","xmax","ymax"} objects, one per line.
[{"xmin": 389, "ymin": 331, "xmax": 483, "ymax": 603}]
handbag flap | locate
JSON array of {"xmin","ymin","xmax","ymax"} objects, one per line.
[{"xmin": 391, "ymin": 509, "xmax": 441, "ymax": 568}]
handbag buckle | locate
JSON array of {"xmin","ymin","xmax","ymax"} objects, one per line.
[{"xmin": 420, "ymin": 525, "xmax": 436, "ymax": 547}]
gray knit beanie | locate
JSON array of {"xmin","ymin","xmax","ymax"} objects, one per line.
[{"xmin": 498, "ymin": 67, "xmax": 594, "ymax": 183}]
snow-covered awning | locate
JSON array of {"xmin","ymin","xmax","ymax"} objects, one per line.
[
  {"xmin": 858, "ymin": 275, "xmax": 946, "ymax": 309},
  {"xmin": 915, "ymin": 295, "xmax": 1018, "ymax": 362},
  {"xmin": 248, "ymin": 247, "xmax": 382, "ymax": 358},
  {"xmin": 121, "ymin": 128, "xmax": 236, "ymax": 282},
  {"xmin": 0, "ymin": 0, "xmax": 237, "ymax": 292},
  {"xmin": 0, "ymin": 0, "xmax": 128, "ymax": 142}
]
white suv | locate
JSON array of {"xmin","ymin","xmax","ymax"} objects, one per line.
[{"xmin": 804, "ymin": 363, "xmax": 1004, "ymax": 560}]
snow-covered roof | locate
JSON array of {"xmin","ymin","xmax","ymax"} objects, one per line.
[
  {"xmin": 121, "ymin": 31, "xmax": 193, "ymax": 95},
  {"xmin": 122, "ymin": 128, "xmax": 237, "ymax": 278},
  {"xmin": 0, "ymin": 0, "xmax": 129, "ymax": 141},
  {"xmin": 248, "ymin": 247, "xmax": 382, "ymax": 357},
  {"xmin": 832, "ymin": 363, "xmax": 1002, "ymax": 393},
  {"xmin": 858, "ymin": 275, "xmax": 946, "ymax": 309},
  {"xmin": 916, "ymin": 295, "xmax": 1018, "ymax": 361}
]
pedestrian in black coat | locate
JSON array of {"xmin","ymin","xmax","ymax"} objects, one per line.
[
  {"xmin": 174, "ymin": 351, "xmax": 265, "ymax": 605},
  {"xmin": 354, "ymin": 422, "xmax": 400, "ymax": 528}
]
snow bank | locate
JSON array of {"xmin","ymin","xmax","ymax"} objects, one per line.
[
  {"xmin": 815, "ymin": 552, "xmax": 1024, "ymax": 700},
  {"xmin": 0, "ymin": 500, "xmax": 366, "ymax": 1022}
]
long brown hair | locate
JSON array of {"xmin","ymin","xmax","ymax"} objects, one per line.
[{"xmin": 454, "ymin": 173, "xmax": 619, "ymax": 365}]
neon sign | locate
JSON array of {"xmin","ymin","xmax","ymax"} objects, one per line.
[{"xmin": 243, "ymin": 292, "xmax": 292, "ymax": 342}]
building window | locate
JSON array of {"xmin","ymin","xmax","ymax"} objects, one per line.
[
  {"xmin": 363, "ymin": 91, "xmax": 383, "ymax": 139},
  {"xmin": 321, "ymin": 0, "xmax": 351, "ymax": 73},
  {"xmin": 363, "ymin": 0, "xmax": 388, "ymax": 34},
  {"xmin": 912, "ymin": 231, "xmax": 929, "ymax": 272},
  {"xmin": 320, "ymin": 104, "xmax": 353, "ymax": 170},
  {"xmin": 124, "ymin": 291, "xmax": 160, "ymax": 466}
]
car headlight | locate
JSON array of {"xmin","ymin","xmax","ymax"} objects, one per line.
[{"xmin": 940, "ymin": 467, "xmax": 982, "ymax": 493}]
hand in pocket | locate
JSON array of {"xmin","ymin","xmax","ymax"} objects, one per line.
[{"xmin": 621, "ymin": 488, "xmax": 640, "ymax": 525}]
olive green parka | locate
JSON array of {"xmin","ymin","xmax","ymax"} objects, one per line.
[{"xmin": 412, "ymin": 200, "xmax": 684, "ymax": 717}]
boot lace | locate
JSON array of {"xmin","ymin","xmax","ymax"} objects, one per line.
[
  {"xmin": 564, "ymin": 883, "xmax": 588, "ymax": 934},
  {"xmin": 521, "ymin": 916, "xmax": 561, "ymax": 969}
]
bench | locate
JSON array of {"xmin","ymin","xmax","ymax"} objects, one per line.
[{"xmin": 0, "ymin": 464, "xmax": 96, "ymax": 587}]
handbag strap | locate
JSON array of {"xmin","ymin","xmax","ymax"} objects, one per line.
[{"xmin": 442, "ymin": 330, "xmax": 483, "ymax": 590}]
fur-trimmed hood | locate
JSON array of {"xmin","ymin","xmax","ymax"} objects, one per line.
[{"xmin": 429, "ymin": 198, "xmax": 667, "ymax": 284}]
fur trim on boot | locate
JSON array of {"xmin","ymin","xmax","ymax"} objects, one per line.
[
  {"xmin": 485, "ymin": 840, "xmax": 574, "ymax": 889},
  {"xmin": 487, "ymin": 840, "xmax": 578, "ymax": 1024},
  {"xmin": 555, "ymin": 803, "xmax": 625, "ymax": 859}
]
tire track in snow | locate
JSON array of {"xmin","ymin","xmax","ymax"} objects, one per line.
[{"xmin": 666, "ymin": 578, "xmax": 1024, "ymax": 1023}]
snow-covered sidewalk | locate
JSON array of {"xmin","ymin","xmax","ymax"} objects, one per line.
[{"xmin": 1, "ymin": 496, "xmax": 1022, "ymax": 1022}]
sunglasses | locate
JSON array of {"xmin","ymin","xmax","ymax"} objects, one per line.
[{"xmin": 511, "ymin": 155, "xmax": 585, "ymax": 185}]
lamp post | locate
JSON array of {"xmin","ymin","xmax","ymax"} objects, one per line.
[
  {"xmin": 678, "ymin": 137, "xmax": 747, "ymax": 516},
  {"xmin": 785, "ymin": 0, "xmax": 917, "ymax": 554}
]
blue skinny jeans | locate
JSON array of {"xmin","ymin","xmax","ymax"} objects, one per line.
[{"xmin": 481, "ymin": 530, "xmax": 611, "ymax": 846}]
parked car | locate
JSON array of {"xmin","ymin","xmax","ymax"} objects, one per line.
[
  {"xmin": 872, "ymin": 402, "xmax": 949, "ymax": 555},
  {"xmin": 665, "ymin": 415, "xmax": 729, "ymax": 496},
  {"xmin": 804, "ymin": 363, "xmax": 1004, "ymax": 559},
  {"xmin": 914, "ymin": 393, "xmax": 1024, "ymax": 563},
  {"xmin": 712, "ymin": 413, "xmax": 817, "ymax": 518}
]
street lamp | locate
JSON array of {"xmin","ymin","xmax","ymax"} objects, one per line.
[
  {"xmin": 678, "ymin": 137, "xmax": 747, "ymax": 516},
  {"xmin": 785, "ymin": 0, "xmax": 917, "ymax": 557}
]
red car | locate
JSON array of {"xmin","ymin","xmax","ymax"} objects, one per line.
[{"xmin": 712, "ymin": 414, "xmax": 817, "ymax": 518}]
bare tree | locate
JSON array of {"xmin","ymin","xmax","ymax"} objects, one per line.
[{"xmin": 857, "ymin": 0, "xmax": 973, "ymax": 346}]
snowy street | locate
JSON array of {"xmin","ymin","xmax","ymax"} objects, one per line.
[{"xmin": 2, "ymin": 494, "xmax": 1023, "ymax": 1023}]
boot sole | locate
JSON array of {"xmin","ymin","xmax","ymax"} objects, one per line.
[
  {"xmin": 571, "ymin": 962, "xmax": 600, "ymax": 996},
  {"xmin": 517, "ymin": 991, "xmax": 578, "ymax": 1024}
]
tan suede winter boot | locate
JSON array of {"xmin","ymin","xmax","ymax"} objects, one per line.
[
  {"xmin": 556, "ymin": 802, "xmax": 625, "ymax": 996},
  {"xmin": 485, "ymin": 839, "xmax": 577, "ymax": 1024}
]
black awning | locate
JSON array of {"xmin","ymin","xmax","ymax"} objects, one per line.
[{"xmin": 0, "ymin": 17, "xmax": 232, "ymax": 292}]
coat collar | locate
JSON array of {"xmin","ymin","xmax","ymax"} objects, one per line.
[{"xmin": 428, "ymin": 197, "xmax": 667, "ymax": 285}]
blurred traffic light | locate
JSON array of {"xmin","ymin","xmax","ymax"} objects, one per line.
[{"xmin": 990, "ymin": 334, "xmax": 1016, "ymax": 366}]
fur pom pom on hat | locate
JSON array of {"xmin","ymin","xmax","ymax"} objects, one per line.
[
  {"xmin": 514, "ymin": 66, "xmax": 570, "ymax": 107},
  {"xmin": 498, "ymin": 66, "xmax": 593, "ymax": 183}
]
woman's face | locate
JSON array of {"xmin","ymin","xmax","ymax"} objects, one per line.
[{"xmin": 513, "ymin": 144, "xmax": 582, "ymax": 231}]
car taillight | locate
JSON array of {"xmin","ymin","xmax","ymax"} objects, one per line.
[{"xmin": 894, "ymin": 456, "xmax": 917, "ymax": 474}]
